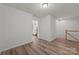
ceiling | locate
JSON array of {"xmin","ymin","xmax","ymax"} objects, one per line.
[{"xmin": 2, "ymin": 3, "xmax": 79, "ymax": 18}]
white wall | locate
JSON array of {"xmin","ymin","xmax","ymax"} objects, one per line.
[
  {"xmin": 56, "ymin": 17, "xmax": 79, "ymax": 40},
  {"xmin": 39, "ymin": 15, "xmax": 56, "ymax": 41},
  {"xmin": 0, "ymin": 4, "xmax": 32, "ymax": 51},
  {"xmin": 51, "ymin": 16, "xmax": 56, "ymax": 41},
  {"xmin": 0, "ymin": 4, "xmax": 3, "ymax": 41},
  {"xmin": 39, "ymin": 15, "xmax": 51, "ymax": 41},
  {"xmin": 39, "ymin": 14, "xmax": 79, "ymax": 41}
]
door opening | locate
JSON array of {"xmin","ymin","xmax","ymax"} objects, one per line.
[
  {"xmin": 32, "ymin": 20, "xmax": 38, "ymax": 37},
  {"xmin": 32, "ymin": 20, "xmax": 39, "ymax": 45}
]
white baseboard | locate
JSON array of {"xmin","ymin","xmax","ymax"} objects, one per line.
[{"xmin": 0, "ymin": 40, "xmax": 32, "ymax": 53}]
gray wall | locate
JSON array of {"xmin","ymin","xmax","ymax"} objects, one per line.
[
  {"xmin": 56, "ymin": 17, "xmax": 79, "ymax": 40},
  {"xmin": 0, "ymin": 4, "xmax": 32, "ymax": 51},
  {"xmin": 39, "ymin": 15, "xmax": 51, "ymax": 41},
  {"xmin": 51, "ymin": 16, "xmax": 56, "ymax": 41},
  {"xmin": 39, "ymin": 15, "xmax": 56, "ymax": 41}
]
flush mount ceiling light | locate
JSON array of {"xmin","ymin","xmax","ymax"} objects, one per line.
[{"xmin": 42, "ymin": 3, "xmax": 48, "ymax": 8}]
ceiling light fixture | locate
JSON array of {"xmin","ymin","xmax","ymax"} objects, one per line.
[{"xmin": 42, "ymin": 3, "xmax": 48, "ymax": 8}]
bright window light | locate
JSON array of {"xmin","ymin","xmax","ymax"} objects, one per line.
[
  {"xmin": 57, "ymin": 18, "xmax": 63, "ymax": 21},
  {"xmin": 42, "ymin": 3, "xmax": 48, "ymax": 8}
]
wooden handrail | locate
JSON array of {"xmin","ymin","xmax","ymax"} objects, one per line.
[
  {"xmin": 65, "ymin": 30, "xmax": 79, "ymax": 32},
  {"xmin": 67, "ymin": 33, "xmax": 79, "ymax": 40},
  {"xmin": 65, "ymin": 30, "xmax": 79, "ymax": 40}
]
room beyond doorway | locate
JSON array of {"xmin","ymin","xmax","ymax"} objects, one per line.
[{"xmin": 32, "ymin": 20, "xmax": 38, "ymax": 37}]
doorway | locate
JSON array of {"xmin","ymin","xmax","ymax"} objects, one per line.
[
  {"xmin": 32, "ymin": 20, "xmax": 38, "ymax": 37},
  {"xmin": 32, "ymin": 20, "xmax": 39, "ymax": 45}
]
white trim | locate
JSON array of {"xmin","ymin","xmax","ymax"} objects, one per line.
[{"xmin": 0, "ymin": 40, "xmax": 32, "ymax": 53}]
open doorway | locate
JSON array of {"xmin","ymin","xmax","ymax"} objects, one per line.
[
  {"xmin": 32, "ymin": 20, "xmax": 39, "ymax": 44},
  {"xmin": 32, "ymin": 20, "xmax": 38, "ymax": 37}
]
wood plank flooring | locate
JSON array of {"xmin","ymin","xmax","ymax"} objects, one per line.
[{"xmin": 0, "ymin": 37, "xmax": 79, "ymax": 55}]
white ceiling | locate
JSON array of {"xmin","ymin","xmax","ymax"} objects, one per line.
[{"xmin": 2, "ymin": 3, "xmax": 79, "ymax": 18}]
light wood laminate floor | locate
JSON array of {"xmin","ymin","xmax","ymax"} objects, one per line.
[{"xmin": 0, "ymin": 37, "xmax": 79, "ymax": 55}]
